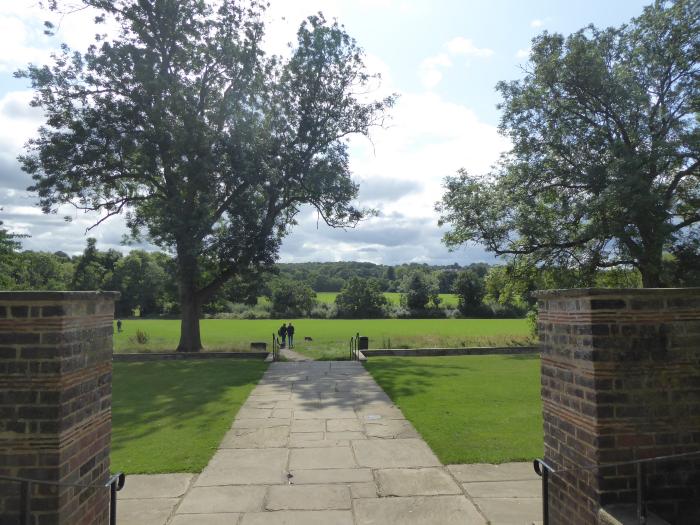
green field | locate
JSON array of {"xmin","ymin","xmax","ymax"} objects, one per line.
[
  {"xmin": 114, "ymin": 318, "xmax": 533, "ymax": 359},
  {"xmin": 365, "ymin": 355, "xmax": 543, "ymax": 464},
  {"xmin": 112, "ymin": 360, "xmax": 267, "ymax": 473}
]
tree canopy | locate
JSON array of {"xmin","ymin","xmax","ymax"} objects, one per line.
[
  {"xmin": 438, "ymin": 0, "xmax": 699, "ymax": 287},
  {"xmin": 19, "ymin": 0, "xmax": 394, "ymax": 350},
  {"xmin": 335, "ymin": 277, "xmax": 387, "ymax": 318}
]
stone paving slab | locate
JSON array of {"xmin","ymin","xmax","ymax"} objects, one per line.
[
  {"xmin": 472, "ymin": 497, "xmax": 543, "ymax": 524},
  {"xmin": 120, "ymin": 361, "xmax": 542, "ymax": 524},
  {"xmin": 352, "ymin": 438, "xmax": 441, "ymax": 468},
  {"xmin": 464, "ymin": 479, "xmax": 542, "ymax": 498},
  {"xmin": 448, "ymin": 462, "xmax": 539, "ymax": 482},
  {"xmin": 364, "ymin": 419, "xmax": 421, "ymax": 439},
  {"xmin": 240, "ymin": 510, "xmax": 354, "ymax": 525},
  {"xmin": 354, "ymin": 495, "xmax": 487, "ymax": 525},
  {"xmin": 289, "ymin": 446, "xmax": 358, "ymax": 469},
  {"xmin": 118, "ymin": 497, "xmax": 180, "ymax": 525},
  {"xmin": 288, "ymin": 468, "xmax": 374, "ymax": 484},
  {"xmin": 169, "ymin": 515, "xmax": 241, "ymax": 525},
  {"xmin": 195, "ymin": 448, "xmax": 289, "ymax": 486},
  {"xmin": 119, "ymin": 473, "xmax": 193, "ymax": 500},
  {"xmin": 266, "ymin": 484, "xmax": 351, "ymax": 510},
  {"xmin": 177, "ymin": 485, "xmax": 266, "ymax": 514},
  {"xmin": 376, "ymin": 467, "xmax": 462, "ymax": 496},
  {"xmin": 219, "ymin": 425, "xmax": 290, "ymax": 448}
]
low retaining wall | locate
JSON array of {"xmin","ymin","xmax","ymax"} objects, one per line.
[
  {"xmin": 113, "ymin": 351, "xmax": 269, "ymax": 361},
  {"xmin": 362, "ymin": 346, "xmax": 537, "ymax": 357}
]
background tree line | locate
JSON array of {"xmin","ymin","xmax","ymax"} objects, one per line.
[{"xmin": 3, "ymin": 231, "xmax": 698, "ymax": 320}]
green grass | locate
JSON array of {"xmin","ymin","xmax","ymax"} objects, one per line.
[
  {"xmin": 365, "ymin": 355, "xmax": 543, "ymax": 464},
  {"xmin": 314, "ymin": 291, "xmax": 459, "ymax": 307},
  {"xmin": 114, "ymin": 318, "xmax": 533, "ymax": 359},
  {"xmin": 111, "ymin": 360, "xmax": 267, "ymax": 473}
]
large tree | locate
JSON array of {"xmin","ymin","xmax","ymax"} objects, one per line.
[
  {"xmin": 19, "ymin": 0, "xmax": 393, "ymax": 350},
  {"xmin": 438, "ymin": 0, "xmax": 699, "ymax": 287}
]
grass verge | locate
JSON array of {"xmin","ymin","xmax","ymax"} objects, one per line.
[
  {"xmin": 111, "ymin": 360, "xmax": 267, "ymax": 474},
  {"xmin": 114, "ymin": 318, "xmax": 533, "ymax": 358},
  {"xmin": 364, "ymin": 354, "xmax": 543, "ymax": 464}
]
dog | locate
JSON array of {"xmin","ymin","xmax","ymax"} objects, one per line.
[{"xmin": 304, "ymin": 336, "xmax": 313, "ymax": 342}]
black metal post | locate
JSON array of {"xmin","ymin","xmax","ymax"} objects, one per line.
[
  {"xmin": 105, "ymin": 472, "xmax": 126, "ymax": 525},
  {"xmin": 20, "ymin": 480, "xmax": 31, "ymax": 525},
  {"xmin": 637, "ymin": 462, "xmax": 646, "ymax": 525},
  {"xmin": 533, "ymin": 459, "xmax": 549, "ymax": 525},
  {"xmin": 542, "ymin": 464, "xmax": 549, "ymax": 525},
  {"xmin": 110, "ymin": 479, "xmax": 117, "ymax": 525}
]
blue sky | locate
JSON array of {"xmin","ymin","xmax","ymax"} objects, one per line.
[{"xmin": 0, "ymin": 0, "xmax": 650, "ymax": 265}]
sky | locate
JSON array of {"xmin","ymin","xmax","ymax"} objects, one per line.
[{"xmin": 0, "ymin": 0, "xmax": 650, "ymax": 265}]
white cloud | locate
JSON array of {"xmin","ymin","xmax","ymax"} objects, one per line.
[
  {"xmin": 277, "ymin": 90, "xmax": 509, "ymax": 264},
  {"xmin": 530, "ymin": 19, "xmax": 545, "ymax": 28},
  {"xmin": 445, "ymin": 37, "xmax": 494, "ymax": 58},
  {"xmin": 515, "ymin": 48, "xmax": 530, "ymax": 59},
  {"xmin": 418, "ymin": 53, "xmax": 452, "ymax": 89},
  {"xmin": 0, "ymin": 4, "xmax": 117, "ymax": 72},
  {"xmin": 419, "ymin": 36, "xmax": 493, "ymax": 89}
]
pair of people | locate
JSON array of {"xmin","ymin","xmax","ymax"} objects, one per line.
[{"xmin": 278, "ymin": 322, "xmax": 295, "ymax": 348}]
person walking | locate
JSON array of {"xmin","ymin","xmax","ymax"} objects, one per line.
[
  {"xmin": 116, "ymin": 319, "xmax": 123, "ymax": 333},
  {"xmin": 278, "ymin": 323, "xmax": 288, "ymax": 348},
  {"xmin": 287, "ymin": 322, "xmax": 295, "ymax": 348}
]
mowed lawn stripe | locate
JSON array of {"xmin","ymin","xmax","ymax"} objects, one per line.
[
  {"xmin": 113, "ymin": 318, "xmax": 532, "ymax": 358},
  {"xmin": 364, "ymin": 354, "xmax": 543, "ymax": 464},
  {"xmin": 111, "ymin": 360, "xmax": 267, "ymax": 474}
]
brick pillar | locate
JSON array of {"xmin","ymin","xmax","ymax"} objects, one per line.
[
  {"xmin": 0, "ymin": 291, "xmax": 119, "ymax": 525},
  {"xmin": 536, "ymin": 288, "xmax": 700, "ymax": 524}
]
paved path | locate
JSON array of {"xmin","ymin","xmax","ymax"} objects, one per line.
[
  {"xmin": 280, "ymin": 346, "xmax": 310, "ymax": 361},
  {"xmin": 119, "ymin": 361, "xmax": 542, "ymax": 524}
]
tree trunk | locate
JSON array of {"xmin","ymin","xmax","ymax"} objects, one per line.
[
  {"xmin": 177, "ymin": 293, "xmax": 203, "ymax": 352},
  {"xmin": 638, "ymin": 245, "xmax": 664, "ymax": 288}
]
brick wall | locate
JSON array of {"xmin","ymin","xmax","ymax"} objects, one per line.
[
  {"xmin": 536, "ymin": 288, "xmax": 700, "ymax": 524},
  {"xmin": 0, "ymin": 291, "xmax": 119, "ymax": 525}
]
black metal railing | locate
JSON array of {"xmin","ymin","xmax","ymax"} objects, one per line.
[
  {"xmin": 271, "ymin": 333, "xmax": 281, "ymax": 361},
  {"xmin": 349, "ymin": 332, "xmax": 360, "ymax": 361},
  {"xmin": 0, "ymin": 471, "xmax": 126, "ymax": 525},
  {"xmin": 533, "ymin": 450, "xmax": 700, "ymax": 525}
]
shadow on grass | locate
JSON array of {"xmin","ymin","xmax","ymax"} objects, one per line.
[
  {"xmin": 363, "ymin": 358, "xmax": 465, "ymax": 400},
  {"xmin": 111, "ymin": 360, "xmax": 267, "ymax": 466}
]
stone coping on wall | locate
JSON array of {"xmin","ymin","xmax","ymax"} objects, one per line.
[
  {"xmin": 113, "ymin": 351, "xmax": 269, "ymax": 361},
  {"xmin": 362, "ymin": 346, "xmax": 538, "ymax": 357},
  {"xmin": 533, "ymin": 287, "xmax": 700, "ymax": 299},
  {"xmin": 0, "ymin": 290, "xmax": 121, "ymax": 300}
]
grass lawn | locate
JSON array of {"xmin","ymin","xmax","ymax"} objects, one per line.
[
  {"xmin": 111, "ymin": 360, "xmax": 267, "ymax": 474},
  {"xmin": 365, "ymin": 354, "xmax": 543, "ymax": 464},
  {"xmin": 114, "ymin": 318, "xmax": 533, "ymax": 359}
]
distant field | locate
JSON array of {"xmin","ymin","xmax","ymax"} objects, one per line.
[
  {"xmin": 258, "ymin": 292, "xmax": 460, "ymax": 307},
  {"xmin": 114, "ymin": 318, "xmax": 533, "ymax": 359}
]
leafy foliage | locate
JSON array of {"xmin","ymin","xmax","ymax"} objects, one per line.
[
  {"xmin": 335, "ymin": 277, "xmax": 388, "ymax": 318},
  {"xmin": 453, "ymin": 269, "xmax": 485, "ymax": 315},
  {"xmin": 438, "ymin": 0, "xmax": 700, "ymax": 287},
  {"xmin": 400, "ymin": 271, "xmax": 440, "ymax": 310},
  {"xmin": 269, "ymin": 278, "xmax": 316, "ymax": 317},
  {"xmin": 19, "ymin": 0, "xmax": 394, "ymax": 350},
  {"xmin": 0, "ymin": 219, "xmax": 25, "ymax": 289}
]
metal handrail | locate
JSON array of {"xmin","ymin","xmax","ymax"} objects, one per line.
[
  {"xmin": 0, "ymin": 471, "xmax": 126, "ymax": 525},
  {"xmin": 349, "ymin": 332, "xmax": 360, "ymax": 361},
  {"xmin": 271, "ymin": 333, "xmax": 280, "ymax": 361},
  {"xmin": 533, "ymin": 450, "xmax": 700, "ymax": 525}
]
